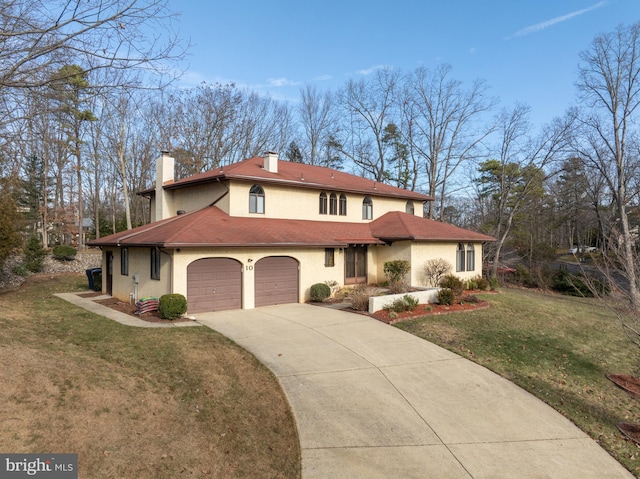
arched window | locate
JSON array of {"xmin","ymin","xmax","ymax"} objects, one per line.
[
  {"xmin": 339, "ymin": 194, "xmax": 347, "ymax": 216},
  {"xmin": 456, "ymin": 243, "xmax": 466, "ymax": 272},
  {"xmin": 319, "ymin": 192, "xmax": 328, "ymax": 214},
  {"xmin": 406, "ymin": 201, "xmax": 415, "ymax": 215},
  {"xmin": 249, "ymin": 184, "xmax": 265, "ymax": 214},
  {"xmin": 466, "ymin": 243, "xmax": 475, "ymax": 271},
  {"xmin": 329, "ymin": 193, "xmax": 338, "ymax": 215},
  {"xmin": 362, "ymin": 196, "xmax": 373, "ymax": 220}
]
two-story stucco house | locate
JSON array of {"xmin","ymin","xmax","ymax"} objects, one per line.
[{"xmin": 89, "ymin": 151, "xmax": 494, "ymax": 313}]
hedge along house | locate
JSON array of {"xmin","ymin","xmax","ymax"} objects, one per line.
[{"xmin": 88, "ymin": 152, "xmax": 495, "ymax": 313}]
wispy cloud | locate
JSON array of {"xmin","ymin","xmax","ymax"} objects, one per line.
[
  {"xmin": 314, "ymin": 74, "xmax": 333, "ymax": 82},
  {"xmin": 267, "ymin": 77, "xmax": 301, "ymax": 87},
  {"xmin": 356, "ymin": 64, "xmax": 391, "ymax": 75},
  {"xmin": 508, "ymin": 1, "xmax": 607, "ymax": 39}
]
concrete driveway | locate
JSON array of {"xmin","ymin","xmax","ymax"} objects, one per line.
[{"xmin": 195, "ymin": 303, "xmax": 633, "ymax": 479}]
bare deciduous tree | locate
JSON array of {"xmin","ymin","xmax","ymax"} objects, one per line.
[
  {"xmin": 405, "ymin": 65, "xmax": 497, "ymax": 219},
  {"xmin": 575, "ymin": 22, "xmax": 640, "ymax": 310}
]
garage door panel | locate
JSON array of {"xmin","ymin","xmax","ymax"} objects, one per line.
[
  {"xmin": 255, "ymin": 256, "xmax": 299, "ymax": 307},
  {"xmin": 187, "ymin": 258, "xmax": 241, "ymax": 313}
]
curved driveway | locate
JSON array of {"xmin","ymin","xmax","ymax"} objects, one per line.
[{"xmin": 196, "ymin": 303, "xmax": 633, "ymax": 479}]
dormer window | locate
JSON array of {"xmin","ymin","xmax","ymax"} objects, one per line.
[
  {"xmin": 406, "ymin": 201, "xmax": 414, "ymax": 215},
  {"xmin": 362, "ymin": 196, "xmax": 373, "ymax": 220},
  {"xmin": 249, "ymin": 184, "xmax": 265, "ymax": 214},
  {"xmin": 319, "ymin": 192, "xmax": 328, "ymax": 214},
  {"xmin": 329, "ymin": 193, "xmax": 338, "ymax": 215}
]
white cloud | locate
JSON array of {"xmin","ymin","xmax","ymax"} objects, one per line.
[
  {"xmin": 314, "ymin": 74, "xmax": 334, "ymax": 81},
  {"xmin": 508, "ymin": 1, "xmax": 608, "ymax": 39},
  {"xmin": 356, "ymin": 64, "xmax": 391, "ymax": 75},
  {"xmin": 267, "ymin": 77, "xmax": 301, "ymax": 87}
]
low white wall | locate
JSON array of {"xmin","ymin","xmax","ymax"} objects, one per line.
[{"xmin": 368, "ymin": 288, "xmax": 440, "ymax": 314}]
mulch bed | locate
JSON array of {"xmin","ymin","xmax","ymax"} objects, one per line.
[
  {"xmin": 618, "ymin": 422, "xmax": 640, "ymax": 445},
  {"xmin": 606, "ymin": 374, "xmax": 640, "ymax": 400},
  {"xmin": 371, "ymin": 298, "xmax": 490, "ymax": 324},
  {"xmin": 94, "ymin": 297, "xmax": 191, "ymax": 323}
]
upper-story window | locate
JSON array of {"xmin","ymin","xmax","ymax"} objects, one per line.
[
  {"xmin": 466, "ymin": 243, "xmax": 475, "ymax": 271},
  {"xmin": 406, "ymin": 201, "xmax": 414, "ymax": 215},
  {"xmin": 339, "ymin": 194, "xmax": 347, "ymax": 216},
  {"xmin": 329, "ymin": 193, "xmax": 338, "ymax": 215},
  {"xmin": 456, "ymin": 243, "xmax": 466, "ymax": 272},
  {"xmin": 249, "ymin": 184, "xmax": 265, "ymax": 214},
  {"xmin": 362, "ymin": 196, "xmax": 373, "ymax": 220},
  {"xmin": 319, "ymin": 192, "xmax": 328, "ymax": 214}
]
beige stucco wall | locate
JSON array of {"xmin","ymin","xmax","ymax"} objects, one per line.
[
  {"xmin": 227, "ymin": 181, "xmax": 423, "ymax": 221},
  {"xmin": 101, "ymin": 246, "xmax": 172, "ymax": 302},
  {"xmin": 102, "ymin": 241, "xmax": 485, "ymax": 311},
  {"xmin": 409, "ymin": 241, "xmax": 484, "ymax": 286}
]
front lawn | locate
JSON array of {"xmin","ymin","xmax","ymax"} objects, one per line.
[
  {"xmin": 0, "ymin": 274, "xmax": 300, "ymax": 479},
  {"xmin": 396, "ymin": 288, "xmax": 640, "ymax": 477}
]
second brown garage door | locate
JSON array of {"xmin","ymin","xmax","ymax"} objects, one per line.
[
  {"xmin": 187, "ymin": 258, "xmax": 242, "ymax": 313},
  {"xmin": 254, "ymin": 256, "xmax": 299, "ymax": 307}
]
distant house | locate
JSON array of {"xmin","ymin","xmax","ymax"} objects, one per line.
[{"xmin": 89, "ymin": 152, "xmax": 494, "ymax": 313}]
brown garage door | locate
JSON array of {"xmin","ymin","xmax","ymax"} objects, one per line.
[
  {"xmin": 187, "ymin": 258, "xmax": 242, "ymax": 313},
  {"xmin": 255, "ymin": 256, "xmax": 299, "ymax": 307}
]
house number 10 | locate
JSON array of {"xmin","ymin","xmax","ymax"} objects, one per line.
[{"xmin": 245, "ymin": 265, "xmax": 253, "ymax": 271}]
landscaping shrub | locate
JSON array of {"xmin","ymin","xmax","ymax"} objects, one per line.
[
  {"xmin": 24, "ymin": 236, "xmax": 46, "ymax": 272},
  {"xmin": 465, "ymin": 277, "xmax": 478, "ymax": 290},
  {"xmin": 475, "ymin": 276, "xmax": 489, "ymax": 291},
  {"xmin": 383, "ymin": 260, "xmax": 411, "ymax": 293},
  {"xmin": 437, "ymin": 288, "xmax": 455, "ymax": 305},
  {"xmin": 348, "ymin": 284, "xmax": 377, "ymax": 311},
  {"xmin": 324, "ymin": 280, "xmax": 339, "ymax": 297},
  {"xmin": 421, "ymin": 258, "xmax": 452, "ymax": 287},
  {"xmin": 489, "ymin": 277, "xmax": 500, "ymax": 290},
  {"xmin": 12, "ymin": 263, "xmax": 29, "ymax": 277},
  {"xmin": 310, "ymin": 283, "xmax": 331, "ymax": 301},
  {"xmin": 439, "ymin": 274, "xmax": 464, "ymax": 296},
  {"xmin": 383, "ymin": 294, "xmax": 419, "ymax": 313},
  {"xmin": 158, "ymin": 293, "xmax": 187, "ymax": 320},
  {"xmin": 52, "ymin": 244, "xmax": 77, "ymax": 261}
]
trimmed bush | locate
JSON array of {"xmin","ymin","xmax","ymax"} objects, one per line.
[
  {"xmin": 158, "ymin": 293, "xmax": 187, "ymax": 320},
  {"xmin": 383, "ymin": 260, "xmax": 411, "ymax": 283},
  {"xmin": 437, "ymin": 288, "xmax": 455, "ymax": 305},
  {"xmin": 52, "ymin": 245, "xmax": 77, "ymax": 261},
  {"xmin": 384, "ymin": 294, "xmax": 420, "ymax": 313},
  {"xmin": 310, "ymin": 283, "xmax": 331, "ymax": 301},
  {"xmin": 475, "ymin": 276, "xmax": 489, "ymax": 291},
  {"xmin": 489, "ymin": 277, "xmax": 500, "ymax": 290},
  {"xmin": 439, "ymin": 274, "xmax": 464, "ymax": 296}
]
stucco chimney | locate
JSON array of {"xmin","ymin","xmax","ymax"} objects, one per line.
[
  {"xmin": 155, "ymin": 150, "xmax": 175, "ymax": 221},
  {"xmin": 263, "ymin": 151, "xmax": 278, "ymax": 173}
]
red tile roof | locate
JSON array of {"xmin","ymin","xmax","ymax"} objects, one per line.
[
  {"xmin": 370, "ymin": 211, "xmax": 495, "ymax": 242},
  {"xmin": 89, "ymin": 207, "xmax": 494, "ymax": 248},
  {"xmin": 157, "ymin": 156, "xmax": 432, "ymax": 201}
]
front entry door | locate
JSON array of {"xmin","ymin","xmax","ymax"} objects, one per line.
[{"xmin": 345, "ymin": 245, "xmax": 367, "ymax": 284}]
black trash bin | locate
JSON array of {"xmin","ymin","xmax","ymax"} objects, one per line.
[{"xmin": 86, "ymin": 268, "xmax": 102, "ymax": 291}]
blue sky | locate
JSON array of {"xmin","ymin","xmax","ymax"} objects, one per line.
[{"xmin": 175, "ymin": 0, "xmax": 639, "ymax": 130}]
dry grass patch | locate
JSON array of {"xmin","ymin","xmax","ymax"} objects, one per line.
[
  {"xmin": 0, "ymin": 274, "xmax": 300, "ymax": 479},
  {"xmin": 396, "ymin": 288, "xmax": 640, "ymax": 477}
]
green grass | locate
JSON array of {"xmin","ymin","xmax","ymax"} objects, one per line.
[
  {"xmin": 0, "ymin": 274, "xmax": 300, "ymax": 479},
  {"xmin": 396, "ymin": 288, "xmax": 640, "ymax": 477}
]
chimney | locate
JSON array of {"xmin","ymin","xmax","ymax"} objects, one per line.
[
  {"xmin": 155, "ymin": 150, "xmax": 175, "ymax": 221},
  {"xmin": 263, "ymin": 151, "xmax": 278, "ymax": 173}
]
